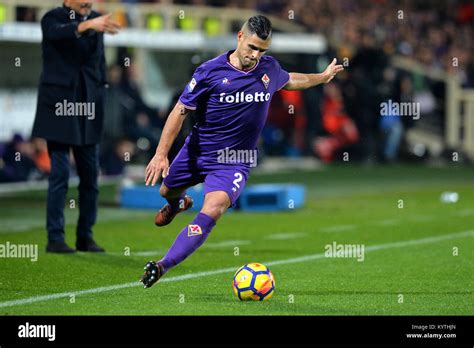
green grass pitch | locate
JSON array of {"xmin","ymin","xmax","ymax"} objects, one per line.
[{"xmin": 0, "ymin": 164, "xmax": 472, "ymax": 315}]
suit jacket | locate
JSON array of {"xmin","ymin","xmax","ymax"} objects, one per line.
[{"xmin": 32, "ymin": 6, "xmax": 107, "ymax": 146}]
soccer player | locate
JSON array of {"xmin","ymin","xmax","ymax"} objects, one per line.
[{"xmin": 140, "ymin": 15, "xmax": 343, "ymax": 288}]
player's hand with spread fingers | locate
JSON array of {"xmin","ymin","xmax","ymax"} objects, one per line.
[
  {"xmin": 145, "ymin": 153, "xmax": 169, "ymax": 186},
  {"xmin": 322, "ymin": 58, "xmax": 344, "ymax": 84}
]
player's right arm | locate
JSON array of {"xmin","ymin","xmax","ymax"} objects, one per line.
[
  {"xmin": 145, "ymin": 63, "xmax": 209, "ymax": 185},
  {"xmin": 145, "ymin": 102, "xmax": 190, "ymax": 186}
]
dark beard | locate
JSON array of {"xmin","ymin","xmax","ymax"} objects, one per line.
[{"xmin": 242, "ymin": 59, "xmax": 256, "ymax": 70}]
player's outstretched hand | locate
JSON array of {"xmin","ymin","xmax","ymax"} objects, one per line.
[
  {"xmin": 322, "ymin": 58, "xmax": 344, "ymax": 84},
  {"xmin": 145, "ymin": 153, "xmax": 169, "ymax": 186}
]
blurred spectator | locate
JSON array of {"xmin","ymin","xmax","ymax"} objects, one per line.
[
  {"xmin": 32, "ymin": 138, "xmax": 51, "ymax": 175},
  {"xmin": 16, "ymin": 6, "xmax": 37, "ymax": 22},
  {"xmin": 103, "ymin": 65, "xmax": 126, "ymax": 148},
  {"xmin": 264, "ymin": 89, "xmax": 307, "ymax": 157},
  {"xmin": 379, "ymin": 113, "xmax": 403, "ymax": 162},
  {"xmin": 120, "ymin": 62, "xmax": 163, "ymax": 157},
  {"xmin": 345, "ymin": 32, "xmax": 388, "ymax": 162},
  {"xmin": 100, "ymin": 138, "xmax": 135, "ymax": 176},
  {"xmin": 313, "ymin": 83, "xmax": 359, "ymax": 162},
  {"xmin": 378, "ymin": 68, "xmax": 404, "ymax": 162},
  {"xmin": 0, "ymin": 134, "xmax": 37, "ymax": 182}
]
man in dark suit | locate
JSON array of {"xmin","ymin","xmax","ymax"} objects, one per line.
[{"xmin": 32, "ymin": 0, "xmax": 120, "ymax": 253}]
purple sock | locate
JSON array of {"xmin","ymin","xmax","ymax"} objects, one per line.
[
  {"xmin": 159, "ymin": 212, "xmax": 216, "ymax": 272},
  {"xmin": 167, "ymin": 193, "xmax": 186, "ymax": 212}
]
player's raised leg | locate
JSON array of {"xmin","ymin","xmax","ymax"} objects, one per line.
[
  {"xmin": 140, "ymin": 191, "xmax": 230, "ymax": 288},
  {"xmin": 154, "ymin": 183, "xmax": 194, "ymax": 226}
]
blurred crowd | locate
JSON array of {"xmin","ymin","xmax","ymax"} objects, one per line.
[
  {"xmin": 3, "ymin": 0, "xmax": 473, "ymax": 183},
  {"xmin": 262, "ymin": 0, "xmax": 474, "ymax": 87},
  {"xmin": 0, "ymin": 51, "xmax": 187, "ymax": 182},
  {"xmin": 0, "ymin": 52, "xmax": 166, "ymax": 182},
  {"xmin": 13, "ymin": 0, "xmax": 474, "ymax": 79},
  {"xmin": 259, "ymin": 0, "xmax": 474, "ymax": 161},
  {"xmin": 0, "ymin": 135, "xmax": 50, "ymax": 182}
]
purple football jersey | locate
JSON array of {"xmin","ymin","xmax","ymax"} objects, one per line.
[{"xmin": 178, "ymin": 50, "xmax": 289, "ymax": 169}]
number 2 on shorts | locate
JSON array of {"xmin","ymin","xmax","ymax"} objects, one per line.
[{"xmin": 233, "ymin": 172, "xmax": 243, "ymax": 189}]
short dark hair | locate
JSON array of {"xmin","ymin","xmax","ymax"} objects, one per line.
[{"xmin": 247, "ymin": 15, "xmax": 272, "ymax": 40}]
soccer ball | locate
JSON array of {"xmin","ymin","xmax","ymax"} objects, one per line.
[{"xmin": 232, "ymin": 263, "xmax": 275, "ymax": 301}]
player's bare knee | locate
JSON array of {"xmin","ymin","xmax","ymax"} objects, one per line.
[
  {"xmin": 201, "ymin": 201, "xmax": 228, "ymax": 221},
  {"xmin": 201, "ymin": 207, "xmax": 224, "ymax": 220},
  {"xmin": 201, "ymin": 191, "xmax": 231, "ymax": 220}
]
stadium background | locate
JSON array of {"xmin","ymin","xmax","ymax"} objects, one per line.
[{"xmin": 0, "ymin": 0, "xmax": 473, "ymax": 316}]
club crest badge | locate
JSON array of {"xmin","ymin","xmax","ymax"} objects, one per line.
[
  {"xmin": 188, "ymin": 224, "xmax": 202, "ymax": 236},
  {"xmin": 188, "ymin": 78, "xmax": 197, "ymax": 92},
  {"xmin": 261, "ymin": 74, "xmax": 270, "ymax": 89}
]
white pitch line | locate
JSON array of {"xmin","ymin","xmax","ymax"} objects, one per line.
[
  {"xmin": 105, "ymin": 249, "xmax": 166, "ymax": 257},
  {"xmin": 265, "ymin": 232, "xmax": 307, "ymax": 240},
  {"xmin": 0, "ymin": 230, "xmax": 472, "ymax": 309},
  {"xmin": 373, "ymin": 219, "xmax": 399, "ymax": 226},
  {"xmin": 204, "ymin": 240, "xmax": 251, "ymax": 248},
  {"xmin": 409, "ymin": 215, "xmax": 435, "ymax": 222},
  {"xmin": 319, "ymin": 224, "xmax": 356, "ymax": 233},
  {"xmin": 264, "ymin": 230, "xmax": 474, "ymax": 267},
  {"xmin": 127, "ymin": 250, "xmax": 165, "ymax": 257},
  {"xmin": 455, "ymin": 209, "xmax": 474, "ymax": 217},
  {"xmin": 108, "ymin": 240, "xmax": 251, "ymax": 256}
]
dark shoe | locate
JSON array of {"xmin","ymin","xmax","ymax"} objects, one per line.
[
  {"xmin": 140, "ymin": 261, "xmax": 165, "ymax": 288},
  {"xmin": 155, "ymin": 195, "xmax": 193, "ymax": 227},
  {"xmin": 76, "ymin": 239, "xmax": 105, "ymax": 252},
  {"xmin": 46, "ymin": 241, "xmax": 76, "ymax": 253}
]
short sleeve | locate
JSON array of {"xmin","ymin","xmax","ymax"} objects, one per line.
[
  {"xmin": 178, "ymin": 65, "xmax": 210, "ymax": 110},
  {"xmin": 274, "ymin": 60, "xmax": 290, "ymax": 91}
]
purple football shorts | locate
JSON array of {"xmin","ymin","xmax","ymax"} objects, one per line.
[{"xmin": 163, "ymin": 145, "xmax": 250, "ymax": 207}]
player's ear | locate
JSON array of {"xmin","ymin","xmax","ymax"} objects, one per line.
[{"xmin": 237, "ymin": 31, "xmax": 244, "ymax": 43}]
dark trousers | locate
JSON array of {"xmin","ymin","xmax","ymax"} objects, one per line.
[{"xmin": 46, "ymin": 141, "xmax": 99, "ymax": 243}]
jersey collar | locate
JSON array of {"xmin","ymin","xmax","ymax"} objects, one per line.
[{"xmin": 226, "ymin": 50, "xmax": 260, "ymax": 74}]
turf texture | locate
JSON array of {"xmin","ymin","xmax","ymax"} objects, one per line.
[{"xmin": 0, "ymin": 164, "xmax": 472, "ymax": 315}]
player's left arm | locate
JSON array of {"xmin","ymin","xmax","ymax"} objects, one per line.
[{"xmin": 283, "ymin": 58, "xmax": 344, "ymax": 91}]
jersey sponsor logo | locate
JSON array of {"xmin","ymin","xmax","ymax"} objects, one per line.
[
  {"xmin": 188, "ymin": 78, "xmax": 197, "ymax": 92},
  {"xmin": 222, "ymin": 77, "xmax": 230, "ymax": 85},
  {"xmin": 188, "ymin": 224, "xmax": 202, "ymax": 236},
  {"xmin": 219, "ymin": 91, "xmax": 270, "ymax": 103},
  {"xmin": 261, "ymin": 73, "xmax": 270, "ymax": 89}
]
